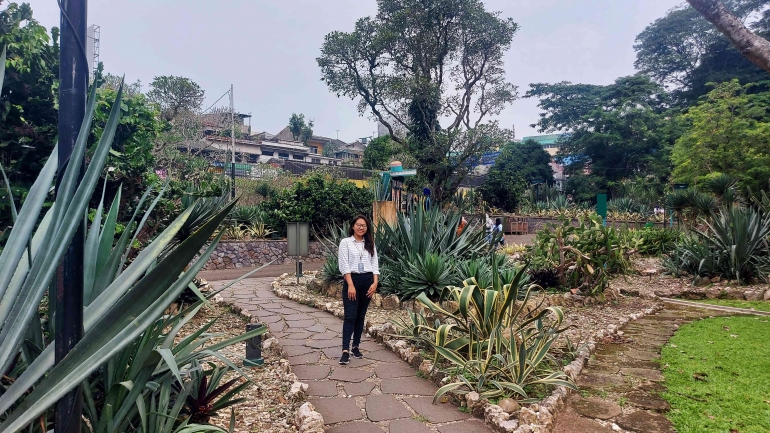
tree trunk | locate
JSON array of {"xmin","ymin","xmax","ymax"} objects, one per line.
[{"xmin": 686, "ymin": 0, "xmax": 770, "ymax": 73}]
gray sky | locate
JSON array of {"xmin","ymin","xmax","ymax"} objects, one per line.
[{"xmin": 28, "ymin": 0, "xmax": 681, "ymax": 142}]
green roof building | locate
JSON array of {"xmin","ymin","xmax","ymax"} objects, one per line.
[{"xmin": 521, "ymin": 134, "xmax": 566, "ymax": 156}]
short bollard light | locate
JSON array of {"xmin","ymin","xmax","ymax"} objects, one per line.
[{"xmin": 244, "ymin": 323, "xmax": 264, "ymax": 367}]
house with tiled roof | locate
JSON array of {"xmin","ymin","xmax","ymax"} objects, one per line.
[{"xmin": 273, "ymin": 127, "xmax": 349, "ymax": 159}]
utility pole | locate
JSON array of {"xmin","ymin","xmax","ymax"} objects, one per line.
[
  {"xmin": 56, "ymin": 1, "xmax": 87, "ymax": 432},
  {"xmin": 230, "ymin": 84, "xmax": 236, "ymax": 198}
]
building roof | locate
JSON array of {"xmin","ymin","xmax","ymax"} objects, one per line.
[
  {"xmin": 273, "ymin": 126, "xmax": 349, "ymax": 147},
  {"xmin": 521, "ymin": 134, "xmax": 568, "ymax": 145}
]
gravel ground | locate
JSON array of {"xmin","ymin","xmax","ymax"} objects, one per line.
[
  {"xmin": 614, "ymin": 256, "xmax": 770, "ymax": 299},
  {"xmin": 176, "ymin": 304, "xmax": 298, "ymax": 433}
]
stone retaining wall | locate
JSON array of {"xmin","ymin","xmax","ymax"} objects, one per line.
[{"xmin": 202, "ymin": 240, "xmax": 325, "ymax": 270}]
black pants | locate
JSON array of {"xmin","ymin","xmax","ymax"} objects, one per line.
[{"xmin": 341, "ymin": 272, "xmax": 373, "ymax": 351}]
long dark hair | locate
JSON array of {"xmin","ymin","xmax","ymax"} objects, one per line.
[{"xmin": 348, "ymin": 214, "xmax": 375, "ymax": 256}]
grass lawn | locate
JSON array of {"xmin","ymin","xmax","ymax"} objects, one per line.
[
  {"xmin": 661, "ymin": 316, "xmax": 770, "ymax": 433},
  {"xmin": 694, "ymin": 299, "xmax": 770, "ymax": 312}
]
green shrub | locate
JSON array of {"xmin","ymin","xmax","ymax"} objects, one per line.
[
  {"xmin": 528, "ymin": 214, "xmax": 638, "ymax": 295},
  {"xmin": 635, "ymin": 227, "xmax": 682, "ymax": 256},
  {"xmin": 263, "ymin": 172, "xmax": 372, "ymax": 238}
]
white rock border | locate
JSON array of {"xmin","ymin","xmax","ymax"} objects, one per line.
[
  {"xmin": 271, "ymin": 275, "xmax": 664, "ymax": 433},
  {"xmin": 212, "ymin": 292, "xmax": 320, "ymax": 430}
]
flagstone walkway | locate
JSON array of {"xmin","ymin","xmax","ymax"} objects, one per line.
[
  {"xmin": 214, "ymin": 277, "xmax": 492, "ymax": 433},
  {"xmin": 553, "ymin": 304, "xmax": 732, "ymax": 433}
]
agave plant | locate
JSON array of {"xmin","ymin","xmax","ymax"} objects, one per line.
[
  {"xmin": 701, "ymin": 173, "xmax": 739, "ymax": 204},
  {"xmin": 246, "ymin": 222, "xmax": 275, "ymax": 239},
  {"xmin": 229, "ymin": 205, "xmax": 264, "ymax": 225},
  {"xmin": 0, "ymin": 71, "xmax": 253, "ymax": 431},
  {"xmin": 81, "ymin": 290, "xmax": 267, "ymax": 433},
  {"xmin": 375, "ymin": 204, "xmax": 491, "ymax": 298},
  {"xmin": 700, "ymin": 207, "xmax": 770, "ymax": 282},
  {"xmin": 404, "ymin": 264, "xmax": 575, "ymax": 401},
  {"xmin": 400, "ymin": 253, "xmax": 456, "ymax": 299},
  {"xmin": 663, "ymin": 207, "xmax": 770, "ymax": 283}
]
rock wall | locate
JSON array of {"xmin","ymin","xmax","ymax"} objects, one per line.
[{"xmin": 202, "ymin": 240, "xmax": 325, "ymax": 270}]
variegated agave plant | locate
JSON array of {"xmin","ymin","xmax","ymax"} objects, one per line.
[{"xmin": 409, "ymin": 261, "xmax": 577, "ymax": 401}]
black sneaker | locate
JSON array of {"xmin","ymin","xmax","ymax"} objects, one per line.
[
  {"xmin": 351, "ymin": 347, "xmax": 364, "ymax": 359},
  {"xmin": 339, "ymin": 351, "xmax": 350, "ymax": 365}
]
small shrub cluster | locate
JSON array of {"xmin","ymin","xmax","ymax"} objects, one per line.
[
  {"xmin": 528, "ymin": 214, "xmax": 639, "ymax": 295},
  {"xmin": 263, "ymin": 171, "xmax": 372, "ymax": 238},
  {"xmin": 633, "ymin": 227, "xmax": 683, "ymax": 256}
]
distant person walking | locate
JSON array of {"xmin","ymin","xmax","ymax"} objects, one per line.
[
  {"xmin": 493, "ymin": 217, "xmax": 505, "ymax": 246},
  {"xmin": 457, "ymin": 216, "xmax": 468, "ymax": 236},
  {"xmin": 337, "ymin": 215, "xmax": 379, "ymax": 365}
]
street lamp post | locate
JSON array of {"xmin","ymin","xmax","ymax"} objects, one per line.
[{"xmin": 56, "ymin": 1, "xmax": 88, "ymax": 432}]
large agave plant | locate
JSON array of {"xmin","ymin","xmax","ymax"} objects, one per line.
[
  {"xmin": 0, "ymin": 67, "xmax": 250, "ymax": 431},
  {"xmin": 408, "ymin": 265, "xmax": 575, "ymax": 401},
  {"xmin": 375, "ymin": 204, "xmax": 491, "ymax": 298}
]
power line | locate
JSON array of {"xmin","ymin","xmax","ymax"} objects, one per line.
[{"xmin": 202, "ymin": 89, "xmax": 231, "ymax": 114}]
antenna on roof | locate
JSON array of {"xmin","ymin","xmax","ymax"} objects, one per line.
[{"xmin": 336, "ymin": 130, "xmax": 339, "ymax": 140}]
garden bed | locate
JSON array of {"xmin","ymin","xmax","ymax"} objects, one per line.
[
  {"xmin": 271, "ymin": 271, "xmax": 662, "ymax": 432},
  {"xmin": 178, "ymin": 301, "xmax": 300, "ymax": 433},
  {"xmin": 614, "ymin": 257, "xmax": 770, "ymax": 302},
  {"xmin": 275, "ymin": 271, "xmax": 659, "ymax": 348}
]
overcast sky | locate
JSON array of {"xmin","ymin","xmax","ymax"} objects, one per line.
[{"xmin": 27, "ymin": 0, "xmax": 682, "ymax": 142}]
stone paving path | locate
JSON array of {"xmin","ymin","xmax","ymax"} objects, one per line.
[
  {"xmin": 553, "ymin": 304, "xmax": 732, "ymax": 433},
  {"xmin": 214, "ymin": 277, "xmax": 492, "ymax": 433}
]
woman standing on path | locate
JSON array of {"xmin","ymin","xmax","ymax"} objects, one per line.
[{"xmin": 337, "ymin": 215, "xmax": 379, "ymax": 365}]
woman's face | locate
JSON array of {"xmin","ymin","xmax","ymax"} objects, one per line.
[{"xmin": 353, "ymin": 218, "xmax": 368, "ymax": 238}]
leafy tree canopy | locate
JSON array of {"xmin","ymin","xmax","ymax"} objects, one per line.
[
  {"xmin": 672, "ymin": 80, "xmax": 770, "ymax": 192},
  {"xmin": 362, "ymin": 135, "xmax": 396, "ymax": 170},
  {"xmin": 0, "ymin": 2, "xmax": 59, "ymax": 185},
  {"xmin": 317, "ymin": 0, "xmax": 518, "ymax": 203},
  {"xmin": 147, "ymin": 75, "xmax": 204, "ymax": 121},
  {"xmin": 634, "ymin": 0, "xmax": 769, "ymax": 101},
  {"xmin": 479, "ymin": 140, "xmax": 553, "ymax": 212},
  {"xmin": 288, "ymin": 113, "xmax": 314, "ymax": 144},
  {"xmin": 526, "ymin": 75, "xmax": 679, "ymax": 193}
]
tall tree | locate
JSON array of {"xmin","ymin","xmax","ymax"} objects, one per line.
[
  {"xmin": 479, "ymin": 140, "xmax": 554, "ymax": 212},
  {"xmin": 672, "ymin": 80, "xmax": 770, "ymax": 192},
  {"xmin": 634, "ymin": 0, "xmax": 769, "ymax": 100},
  {"xmin": 526, "ymin": 75, "xmax": 679, "ymax": 194},
  {"xmin": 147, "ymin": 75, "xmax": 204, "ymax": 121},
  {"xmin": 288, "ymin": 113, "xmax": 314, "ymax": 144},
  {"xmin": 0, "ymin": 2, "xmax": 59, "ymax": 185},
  {"xmin": 317, "ymin": 0, "xmax": 518, "ymax": 203},
  {"xmin": 686, "ymin": 0, "xmax": 770, "ymax": 73}
]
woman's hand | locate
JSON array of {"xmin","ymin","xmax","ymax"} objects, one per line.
[
  {"xmin": 348, "ymin": 286, "xmax": 357, "ymax": 301},
  {"xmin": 367, "ymin": 283, "xmax": 377, "ymax": 298}
]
